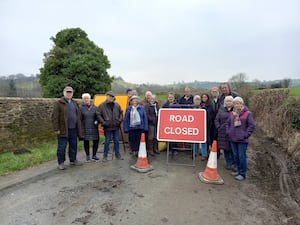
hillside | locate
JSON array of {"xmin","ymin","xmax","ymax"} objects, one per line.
[{"xmin": 0, "ymin": 74, "xmax": 299, "ymax": 97}]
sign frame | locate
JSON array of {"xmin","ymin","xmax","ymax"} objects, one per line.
[{"xmin": 157, "ymin": 108, "xmax": 206, "ymax": 143}]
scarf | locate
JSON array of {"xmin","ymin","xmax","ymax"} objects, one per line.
[
  {"xmin": 233, "ymin": 108, "xmax": 242, "ymax": 127},
  {"xmin": 130, "ymin": 106, "xmax": 141, "ymax": 127},
  {"xmin": 151, "ymin": 103, "xmax": 158, "ymax": 116}
]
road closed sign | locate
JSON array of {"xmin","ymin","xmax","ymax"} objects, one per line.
[{"xmin": 157, "ymin": 108, "xmax": 206, "ymax": 143}]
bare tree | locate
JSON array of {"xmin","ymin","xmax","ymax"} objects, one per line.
[
  {"xmin": 282, "ymin": 78, "xmax": 291, "ymax": 88},
  {"xmin": 252, "ymin": 79, "xmax": 261, "ymax": 89},
  {"xmin": 228, "ymin": 73, "xmax": 248, "ymax": 90}
]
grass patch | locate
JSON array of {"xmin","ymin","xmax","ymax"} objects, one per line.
[
  {"xmin": 252, "ymin": 87, "xmax": 300, "ymax": 97},
  {"xmin": 156, "ymin": 93, "xmax": 167, "ymax": 102},
  {"xmin": 0, "ymin": 141, "xmax": 83, "ymax": 176},
  {"xmin": 289, "ymin": 87, "xmax": 300, "ymax": 96}
]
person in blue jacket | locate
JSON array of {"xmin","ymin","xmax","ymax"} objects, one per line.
[{"xmin": 124, "ymin": 96, "xmax": 148, "ymax": 157}]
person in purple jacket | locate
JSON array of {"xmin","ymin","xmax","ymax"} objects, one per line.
[{"xmin": 226, "ymin": 97, "xmax": 255, "ymax": 181}]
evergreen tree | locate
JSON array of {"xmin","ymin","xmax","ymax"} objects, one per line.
[
  {"xmin": 39, "ymin": 28, "xmax": 113, "ymax": 98},
  {"xmin": 8, "ymin": 79, "xmax": 17, "ymax": 97}
]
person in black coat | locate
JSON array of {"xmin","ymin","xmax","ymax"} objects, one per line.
[
  {"xmin": 144, "ymin": 94, "xmax": 160, "ymax": 156},
  {"xmin": 80, "ymin": 93, "xmax": 100, "ymax": 161},
  {"xmin": 215, "ymin": 95, "xmax": 234, "ymax": 170},
  {"xmin": 96, "ymin": 91, "xmax": 123, "ymax": 161},
  {"xmin": 218, "ymin": 82, "xmax": 239, "ymax": 106},
  {"xmin": 199, "ymin": 93, "xmax": 214, "ymax": 161}
]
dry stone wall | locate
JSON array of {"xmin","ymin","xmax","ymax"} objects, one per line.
[
  {"xmin": 0, "ymin": 98, "xmax": 58, "ymax": 153},
  {"xmin": 1, "ymin": 94, "xmax": 299, "ymax": 161}
]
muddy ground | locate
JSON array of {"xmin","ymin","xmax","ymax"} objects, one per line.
[
  {"xmin": 0, "ymin": 129, "xmax": 299, "ymax": 225},
  {"xmin": 246, "ymin": 128, "xmax": 300, "ymax": 225}
]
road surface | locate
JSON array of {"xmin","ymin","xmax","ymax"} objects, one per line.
[{"xmin": 0, "ymin": 131, "xmax": 299, "ymax": 225}]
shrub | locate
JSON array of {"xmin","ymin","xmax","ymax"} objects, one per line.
[{"xmin": 282, "ymin": 97, "xmax": 300, "ymax": 131}]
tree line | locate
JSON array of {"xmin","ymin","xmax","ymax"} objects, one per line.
[
  {"xmin": 1, "ymin": 73, "xmax": 297, "ymax": 98},
  {"xmin": 0, "ymin": 74, "xmax": 41, "ymax": 97}
]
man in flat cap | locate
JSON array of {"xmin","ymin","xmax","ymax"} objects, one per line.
[
  {"xmin": 96, "ymin": 91, "xmax": 123, "ymax": 161},
  {"xmin": 52, "ymin": 86, "xmax": 84, "ymax": 170}
]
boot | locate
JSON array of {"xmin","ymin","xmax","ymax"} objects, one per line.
[
  {"xmin": 147, "ymin": 139, "xmax": 155, "ymax": 156},
  {"xmin": 153, "ymin": 139, "xmax": 160, "ymax": 154}
]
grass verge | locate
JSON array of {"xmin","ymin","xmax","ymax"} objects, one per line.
[{"xmin": 0, "ymin": 141, "xmax": 84, "ymax": 176}]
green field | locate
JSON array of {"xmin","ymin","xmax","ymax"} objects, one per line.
[
  {"xmin": 153, "ymin": 87, "xmax": 300, "ymax": 101},
  {"xmin": 289, "ymin": 87, "xmax": 300, "ymax": 96},
  {"xmin": 253, "ymin": 87, "xmax": 300, "ymax": 97}
]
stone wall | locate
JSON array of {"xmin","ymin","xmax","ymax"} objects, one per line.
[
  {"xmin": 1, "ymin": 94, "xmax": 299, "ymax": 161},
  {"xmin": 0, "ymin": 97, "xmax": 58, "ymax": 153}
]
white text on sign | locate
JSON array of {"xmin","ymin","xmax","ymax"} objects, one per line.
[
  {"xmin": 164, "ymin": 127, "xmax": 199, "ymax": 135},
  {"xmin": 169, "ymin": 115, "xmax": 194, "ymax": 122},
  {"xmin": 166, "ymin": 114, "xmax": 200, "ymax": 135},
  {"xmin": 157, "ymin": 109, "xmax": 206, "ymax": 143}
]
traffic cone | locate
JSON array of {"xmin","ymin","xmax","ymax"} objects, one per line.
[
  {"xmin": 131, "ymin": 133, "xmax": 153, "ymax": 173},
  {"xmin": 198, "ymin": 140, "xmax": 224, "ymax": 185}
]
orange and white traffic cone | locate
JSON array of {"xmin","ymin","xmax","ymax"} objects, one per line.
[
  {"xmin": 130, "ymin": 133, "xmax": 153, "ymax": 173},
  {"xmin": 198, "ymin": 140, "xmax": 224, "ymax": 185}
]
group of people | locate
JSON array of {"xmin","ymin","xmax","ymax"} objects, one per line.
[
  {"xmin": 51, "ymin": 86, "xmax": 153, "ymax": 170},
  {"xmin": 52, "ymin": 87, "xmax": 122, "ymax": 170},
  {"xmin": 52, "ymin": 83, "xmax": 255, "ymax": 181}
]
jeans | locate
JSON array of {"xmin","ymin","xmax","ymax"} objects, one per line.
[
  {"xmin": 201, "ymin": 143, "xmax": 208, "ymax": 157},
  {"xmin": 104, "ymin": 129, "xmax": 120, "ymax": 158},
  {"xmin": 231, "ymin": 142, "xmax": 248, "ymax": 178},
  {"xmin": 223, "ymin": 149, "xmax": 234, "ymax": 167},
  {"xmin": 57, "ymin": 128, "xmax": 78, "ymax": 164},
  {"xmin": 193, "ymin": 143, "xmax": 199, "ymax": 155}
]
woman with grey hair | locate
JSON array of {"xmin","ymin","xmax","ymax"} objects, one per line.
[
  {"xmin": 80, "ymin": 93, "xmax": 100, "ymax": 161},
  {"xmin": 226, "ymin": 96, "xmax": 255, "ymax": 181},
  {"xmin": 124, "ymin": 95, "xmax": 148, "ymax": 157},
  {"xmin": 215, "ymin": 96, "xmax": 235, "ymax": 170}
]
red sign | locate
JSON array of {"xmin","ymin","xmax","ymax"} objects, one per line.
[{"xmin": 157, "ymin": 109, "xmax": 206, "ymax": 143}]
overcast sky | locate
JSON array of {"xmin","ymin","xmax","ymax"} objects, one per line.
[{"xmin": 0, "ymin": 0, "xmax": 299, "ymax": 84}]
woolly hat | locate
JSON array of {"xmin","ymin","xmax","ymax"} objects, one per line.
[{"xmin": 233, "ymin": 96, "xmax": 244, "ymax": 104}]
